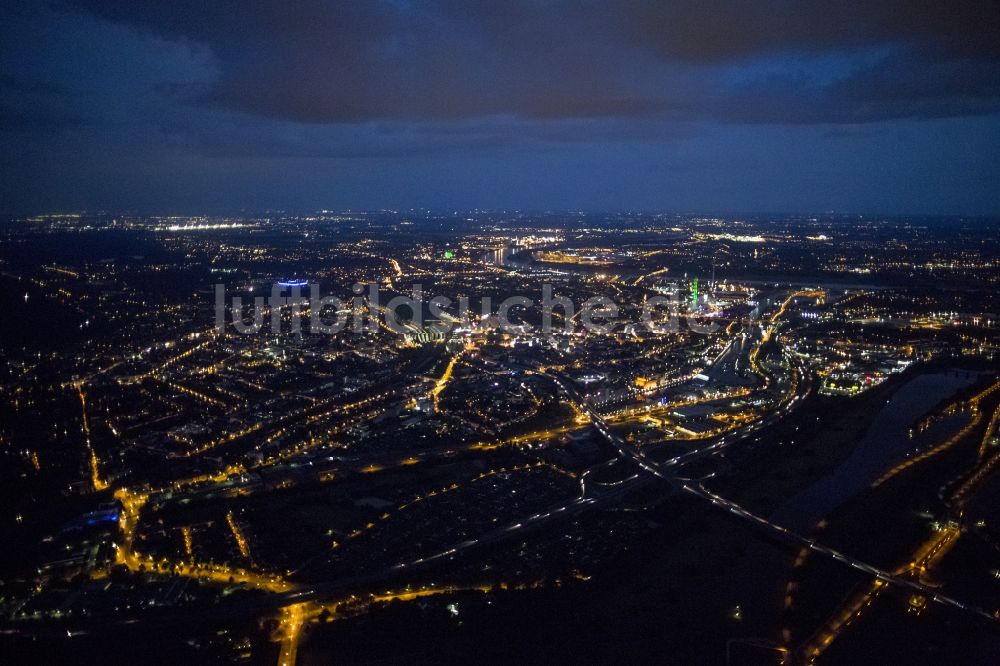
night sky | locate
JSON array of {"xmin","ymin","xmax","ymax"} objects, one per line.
[{"xmin": 3, "ymin": 1, "xmax": 1000, "ymax": 215}]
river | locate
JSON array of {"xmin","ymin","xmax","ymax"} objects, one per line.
[{"xmin": 774, "ymin": 368, "xmax": 981, "ymax": 530}]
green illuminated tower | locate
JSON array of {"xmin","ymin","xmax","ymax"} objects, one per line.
[{"xmin": 690, "ymin": 277, "xmax": 699, "ymax": 311}]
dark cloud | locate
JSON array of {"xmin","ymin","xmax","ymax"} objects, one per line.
[
  {"xmin": 63, "ymin": 0, "xmax": 1000, "ymax": 126},
  {"xmin": 3, "ymin": 1, "xmax": 1000, "ymax": 215},
  {"xmin": 0, "ymin": 75, "xmax": 83, "ymax": 130},
  {"xmin": 604, "ymin": 0, "xmax": 1000, "ymax": 63},
  {"xmin": 65, "ymin": 0, "xmax": 659, "ymax": 123},
  {"xmin": 707, "ymin": 50, "xmax": 1000, "ymax": 124}
]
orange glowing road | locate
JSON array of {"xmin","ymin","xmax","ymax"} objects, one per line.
[
  {"xmin": 800, "ymin": 380, "xmax": 1000, "ymax": 663},
  {"xmin": 950, "ymin": 405, "xmax": 1000, "ymax": 507},
  {"xmin": 275, "ymin": 585, "xmax": 494, "ymax": 666},
  {"xmin": 226, "ymin": 511, "xmax": 252, "ymax": 561},
  {"xmin": 181, "ymin": 526, "xmax": 193, "ymax": 558},
  {"xmin": 872, "ymin": 377, "xmax": 1000, "ymax": 487},
  {"xmin": 748, "ymin": 289, "xmax": 823, "ymax": 388},
  {"xmin": 803, "ymin": 525, "xmax": 960, "ymax": 664},
  {"xmin": 429, "ymin": 347, "xmax": 467, "ymax": 411},
  {"xmin": 770, "ymin": 289, "xmax": 825, "ymax": 325},
  {"xmin": 76, "ymin": 383, "xmax": 108, "ymax": 491},
  {"xmin": 111, "ymin": 488, "xmax": 289, "ymax": 593}
]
